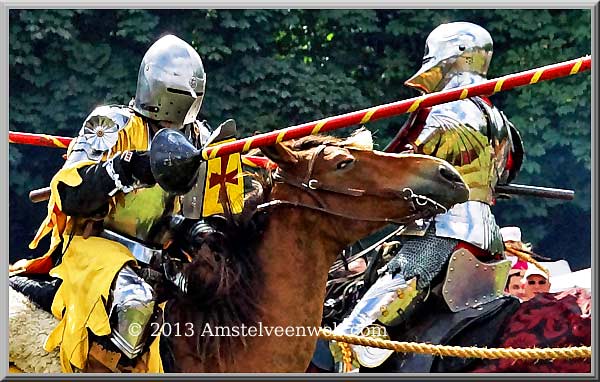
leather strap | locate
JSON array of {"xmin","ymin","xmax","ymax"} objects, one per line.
[{"xmin": 259, "ymin": 144, "xmax": 447, "ymax": 225}]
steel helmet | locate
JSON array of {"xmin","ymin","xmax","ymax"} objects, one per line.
[
  {"xmin": 133, "ymin": 34, "xmax": 206, "ymax": 128},
  {"xmin": 405, "ymin": 22, "xmax": 493, "ymax": 93}
]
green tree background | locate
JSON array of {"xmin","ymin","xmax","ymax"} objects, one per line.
[{"xmin": 9, "ymin": 9, "xmax": 592, "ymax": 269}]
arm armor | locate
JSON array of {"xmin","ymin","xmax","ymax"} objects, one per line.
[
  {"xmin": 502, "ymin": 119, "xmax": 524, "ymax": 184},
  {"xmin": 59, "ymin": 106, "xmax": 138, "ymax": 217}
]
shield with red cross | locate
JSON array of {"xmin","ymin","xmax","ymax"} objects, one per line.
[{"xmin": 202, "ymin": 138, "xmax": 244, "ymax": 217}]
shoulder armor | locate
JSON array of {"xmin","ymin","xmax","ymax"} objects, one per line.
[
  {"xmin": 65, "ymin": 105, "xmax": 132, "ymax": 166},
  {"xmin": 426, "ymin": 99, "xmax": 488, "ymax": 130},
  {"xmin": 413, "ymin": 99, "xmax": 488, "ymax": 152},
  {"xmin": 471, "ymin": 99, "xmax": 518, "ymax": 185},
  {"xmin": 411, "ymin": 97, "xmax": 514, "ymax": 203}
]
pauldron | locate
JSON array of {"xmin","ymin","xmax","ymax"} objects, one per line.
[
  {"xmin": 410, "ymin": 97, "xmax": 516, "ymax": 204},
  {"xmin": 65, "ymin": 105, "xmax": 133, "ymax": 167}
]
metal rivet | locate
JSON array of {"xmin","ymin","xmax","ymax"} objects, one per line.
[
  {"xmin": 449, "ymin": 299, "xmax": 453, "ymax": 303},
  {"xmin": 465, "ymin": 302, "xmax": 469, "ymax": 306},
  {"xmin": 444, "ymin": 290, "xmax": 448, "ymax": 294},
  {"xmin": 447, "ymin": 279, "xmax": 452, "ymax": 282},
  {"xmin": 475, "ymin": 263, "xmax": 479, "ymax": 268},
  {"xmin": 453, "ymin": 257, "xmax": 457, "ymax": 260},
  {"xmin": 450, "ymin": 267, "xmax": 454, "ymax": 271},
  {"xmin": 474, "ymin": 299, "xmax": 478, "ymax": 303},
  {"xmin": 483, "ymin": 267, "xmax": 487, "ymax": 271}
]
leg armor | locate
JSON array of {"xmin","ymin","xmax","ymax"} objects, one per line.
[
  {"xmin": 330, "ymin": 226, "xmax": 458, "ymax": 370},
  {"xmin": 108, "ymin": 265, "xmax": 156, "ymax": 359},
  {"xmin": 330, "ymin": 273, "xmax": 419, "ymax": 370}
]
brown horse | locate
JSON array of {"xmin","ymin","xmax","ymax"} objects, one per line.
[
  {"xmin": 160, "ymin": 130, "xmax": 468, "ymax": 372},
  {"xmin": 9, "ymin": 129, "xmax": 469, "ymax": 373}
]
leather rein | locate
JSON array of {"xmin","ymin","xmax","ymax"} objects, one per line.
[{"xmin": 256, "ymin": 144, "xmax": 447, "ymax": 225}]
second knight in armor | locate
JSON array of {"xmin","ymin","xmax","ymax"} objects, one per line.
[{"xmin": 329, "ymin": 21, "xmax": 524, "ymax": 370}]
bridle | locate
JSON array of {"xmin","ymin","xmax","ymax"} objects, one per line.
[{"xmin": 256, "ymin": 144, "xmax": 448, "ymax": 225}]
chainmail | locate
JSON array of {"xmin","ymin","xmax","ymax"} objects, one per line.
[{"xmin": 386, "ymin": 225, "xmax": 458, "ymax": 289}]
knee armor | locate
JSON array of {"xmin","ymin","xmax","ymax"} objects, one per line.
[{"xmin": 108, "ymin": 265, "xmax": 156, "ymax": 359}]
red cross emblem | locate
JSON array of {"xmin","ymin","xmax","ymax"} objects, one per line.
[{"xmin": 208, "ymin": 155, "xmax": 239, "ymax": 203}]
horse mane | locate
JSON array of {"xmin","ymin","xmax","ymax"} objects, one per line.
[
  {"xmin": 288, "ymin": 127, "xmax": 373, "ymax": 151},
  {"xmin": 164, "ymin": 129, "xmax": 371, "ymax": 368}
]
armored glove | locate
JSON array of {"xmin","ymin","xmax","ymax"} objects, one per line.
[
  {"xmin": 115, "ymin": 150, "xmax": 156, "ymax": 187},
  {"xmin": 161, "ymin": 216, "xmax": 224, "ymax": 299}
]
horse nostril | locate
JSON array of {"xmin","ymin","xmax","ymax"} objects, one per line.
[{"xmin": 439, "ymin": 165, "xmax": 462, "ymax": 184}]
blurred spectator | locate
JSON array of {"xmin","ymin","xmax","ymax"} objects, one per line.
[
  {"xmin": 521, "ymin": 266, "xmax": 551, "ymax": 301},
  {"xmin": 348, "ymin": 257, "xmax": 367, "ymax": 274},
  {"xmin": 500, "ymin": 226, "xmax": 528, "ymax": 301},
  {"xmin": 504, "ymin": 269, "xmax": 525, "ymax": 300}
]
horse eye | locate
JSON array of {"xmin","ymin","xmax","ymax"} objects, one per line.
[{"xmin": 337, "ymin": 159, "xmax": 354, "ymax": 170}]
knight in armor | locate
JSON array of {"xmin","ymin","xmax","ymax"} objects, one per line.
[
  {"xmin": 327, "ymin": 22, "xmax": 524, "ymax": 371},
  {"xmin": 9, "ymin": 34, "xmax": 241, "ymax": 372}
]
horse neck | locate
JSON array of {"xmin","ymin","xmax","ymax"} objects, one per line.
[
  {"xmin": 256, "ymin": 186, "xmax": 379, "ymax": 318},
  {"xmin": 257, "ymin": 207, "xmax": 342, "ymax": 318},
  {"xmin": 235, "ymin": 189, "xmax": 382, "ymax": 371}
]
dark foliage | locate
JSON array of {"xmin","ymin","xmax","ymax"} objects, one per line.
[{"xmin": 9, "ymin": 9, "xmax": 591, "ymax": 268}]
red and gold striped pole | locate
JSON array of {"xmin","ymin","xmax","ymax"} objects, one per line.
[
  {"xmin": 9, "ymin": 56, "xmax": 592, "ymax": 160},
  {"xmin": 8, "ymin": 131, "xmax": 72, "ymax": 149},
  {"xmin": 201, "ymin": 55, "xmax": 590, "ymax": 160},
  {"xmin": 8, "ymin": 130, "xmax": 276, "ymax": 169}
]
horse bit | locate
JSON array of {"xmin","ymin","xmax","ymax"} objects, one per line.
[{"xmin": 257, "ymin": 144, "xmax": 447, "ymax": 225}]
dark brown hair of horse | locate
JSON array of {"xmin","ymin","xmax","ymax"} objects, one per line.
[
  {"xmin": 163, "ymin": 131, "xmax": 367, "ymax": 369},
  {"xmin": 162, "ymin": 176, "xmax": 271, "ymax": 369}
]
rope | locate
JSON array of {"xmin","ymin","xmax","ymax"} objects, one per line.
[
  {"xmin": 318, "ymin": 328, "xmax": 591, "ymax": 360},
  {"xmin": 338, "ymin": 342, "xmax": 354, "ymax": 371},
  {"xmin": 504, "ymin": 244, "xmax": 549, "ymax": 276}
]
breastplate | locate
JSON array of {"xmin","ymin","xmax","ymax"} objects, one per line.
[
  {"xmin": 101, "ymin": 121, "xmax": 209, "ymax": 246},
  {"xmin": 103, "ymin": 184, "xmax": 179, "ymax": 246},
  {"xmin": 433, "ymin": 201, "xmax": 503, "ymax": 254}
]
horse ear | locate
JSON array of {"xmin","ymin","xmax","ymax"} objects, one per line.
[{"xmin": 260, "ymin": 143, "xmax": 298, "ymax": 167}]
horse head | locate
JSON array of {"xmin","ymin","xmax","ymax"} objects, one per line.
[{"xmin": 260, "ymin": 128, "xmax": 469, "ymax": 231}]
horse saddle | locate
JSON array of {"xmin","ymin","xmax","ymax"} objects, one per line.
[{"xmin": 9, "ymin": 274, "xmax": 61, "ymax": 313}]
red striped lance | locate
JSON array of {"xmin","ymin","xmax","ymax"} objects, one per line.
[
  {"xmin": 9, "ymin": 55, "xmax": 592, "ymax": 162},
  {"xmin": 8, "ymin": 130, "xmax": 276, "ymax": 169},
  {"xmin": 8, "ymin": 131, "xmax": 72, "ymax": 149},
  {"xmin": 201, "ymin": 55, "xmax": 591, "ymax": 160}
]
